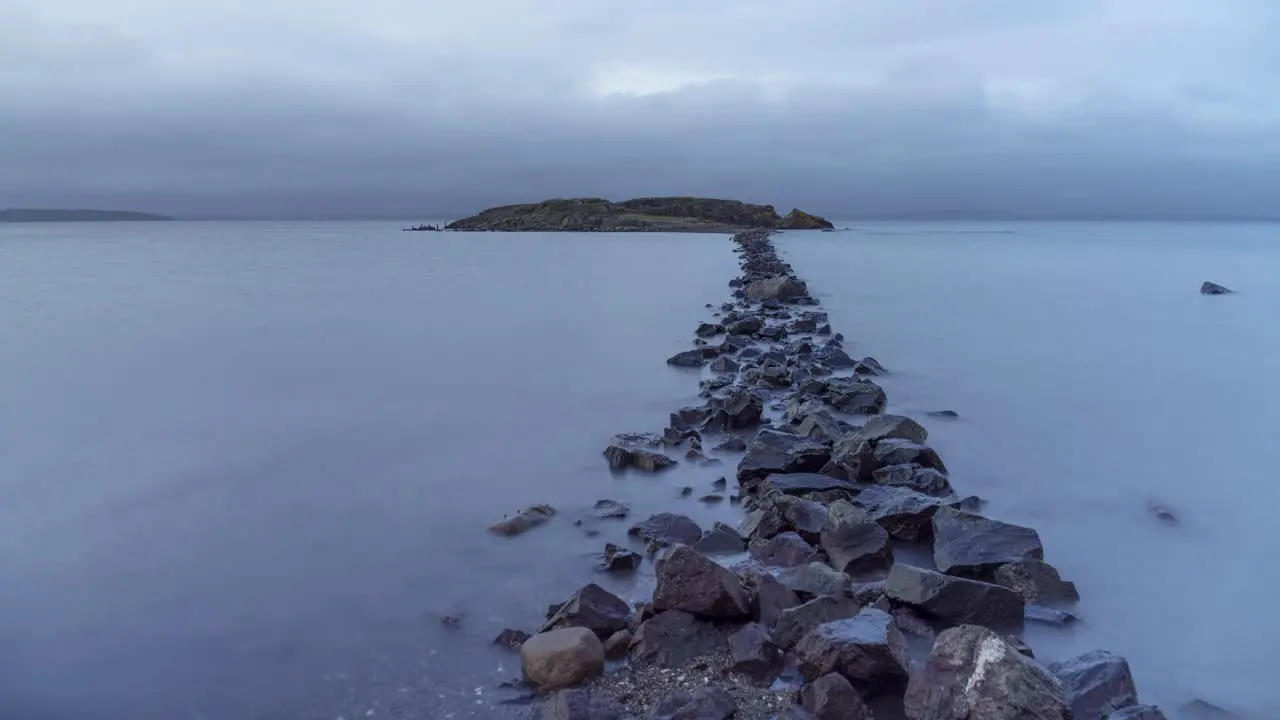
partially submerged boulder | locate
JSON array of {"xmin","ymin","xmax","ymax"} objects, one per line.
[
  {"xmin": 628, "ymin": 513, "xmax": 703, "ymax": 550},
  {"xmin": 854, "ymin": 485, "xmax": 945, "ymax": 541},
  {"xmin": 521, "ymin": 627, "xmax": 606, "ymax": 689},
  {"xmin": 489, "ymin": 504, "xmax": 556, "ymax": 536},
  {"xmin": 604, "ymin": 439, "xmax": 678, "ymax": 473},
  {"xmin": 932, "ymin": 507, "xmax": 1044, "ymax": 580},
  {"xmin": 992, "ymin": 559, "xmax": 1080, "ymax": 606},
  {"xmin": 1200, "ymin": 281, "xmax": 1232, "ymax": 295},
  {"xmin": 652, "ymin": 545, "xmax": 751, "ymax": 619},
  {"xmin": 794, "ymin": 609, "xmax": 910, "ymax": 694},
  {"xmin": 737, "ymin": 429, "xmax": 832, "ymax": 488},
  {"xmin": 667, "ymin": 348, "xmax": 708, "ymax": 367},
  {"xmin": 1049, "ymin": 649, "xmax": 1140, "ymax": 720},
  {"xmin": 746, "ymin": 275, "xmax": 809, "ymax": 302},
  {"xmin": 541, "ymin": 584, "xmax": 631, "ymax": 638},
  {"xmin": 820, "ymin": 502, "xmax": 893, "ymax": 576},
  {"xmin": 884, "ymin": 564, "xmax": 1025, "ymax": 628}
]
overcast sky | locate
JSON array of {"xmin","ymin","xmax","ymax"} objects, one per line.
[{"xmin": 3, "ymin": 1, "xmax": 1279, "ymax": 218}]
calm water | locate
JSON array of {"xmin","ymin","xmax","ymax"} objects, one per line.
[{"xmin": 0, "ymin": 220, "xmax": 1275, "ymax": 719}]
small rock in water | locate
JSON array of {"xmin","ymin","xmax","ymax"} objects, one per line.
[
  {"xmin": 927, "ymin": 409, "xmax": 960, "ymax": 418},
  {"xmin": 493, "ymin": 628, "xmax": 531, "ymax": 651},
  {"xmin": 698, "ymin": 494, "xmax": 724, "ymax": 504},
  {"xmin": 1200, "ymin": 281, "xmax": 1232, "ymax": 295},
  {"xmin": 600, "ymin": 543, "xmax": 643, "ymax": 573},
  {"xmin": 712, "ymin": 477, "xmax": 728, "ymax": 489},
  {"xmin": 488, "ymin": 504, "xmax": 556, "ymax": 536},
  {"xmin": 593, "ymin": 499, "xmax": 631, "ymax": 519},
  {"xmin": 680, "ymin": 486, "xmax": 694, "ymax": 497},
  {"xmin": 1147, "ymin": 500, "xmax": 1178, "ymax": 524},
  {"xmin": 439, "ymin": 613, "xmax": 464, "ymax": 629}
]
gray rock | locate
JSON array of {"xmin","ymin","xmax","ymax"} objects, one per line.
[
  {"xmin": 1200, "ymin": 281, "xmax": 1232, "ymax": 295},
  {"xmin": 862, "ymin": 414, "xmax": 928, "ymax": 445},
  {"xmin": 693, "ymin": 522, "xmax": 747, "ymax": 555},
  {"xmin": 604, "ymin": 443, "xmax": 678, "ymax": 473},
  {"xmin": 760, "ymin": 473, "xmax": 858, "ymax": 496},
  {"xmin": 854, "ymin": 485, "xmax": 945, "ymax": 541},
  {"xmin": 710, "ymin": 356, "xmax": 741, "ymax": 373},
  {"xmin": 737, "ymin": 429, "xmax": 833, "ymax": 488},
  {"xmin": 494, "ymin": 628, "xmax": 532, "ymax": 651},
  {"xmin": 593, "ymin": 499, "xmax": 631, "ymax": 519},
  {"xmin": 739, "ymin": 503, "xmax": 789, "ymax": 543},
  {"xmin": 670, "ymin": 407, "xmax": 713, "ymax": 431},
  {"xmin": 541, "ymin": 689, "xmax": 631, "ymax": 720},
  {"xmin": 777, "ymin": 562, "xmax": 852, "ymax": 600},
  {"xmin": 521, "ymin": 628, "xmax": 606, "ymax": 689},
  {"xmin": 748, "ymin": 571, "xmax": 802, "ymax": 628},
  {"xmin": 1176, "ymin": 699, "xmax": 1239, "ymax": 719},
  {"xmin": 824, "ymin": 376, "xmax": 887, "ymax": 413},
  {"xmin": 873, "ymin": 438, "xmax": 948, "ymax": 473},
  {"xmin": 885, "ymin": 564, "xmax": 1025, "ymax": 628},
  {"xmin": 800, "ymin": 673, "xmax": 873, "ymax": 720},
  {"xmin": 928, "ymin": 410, "xmax": 960, "ymax": 418},
  {"xmin": 993, "ymin": 559, "xmax": 1080, "ymax": 605},
  {"xmin": 629, "ymin": 513, "xmax": 703, "ymax": 549},
  {"xmin": 772, "ymin": 596, "xmax": 864, "ymax": 649},
  {"xmin": 541, "ymin": 584, "xmax": 632, "ymax": 638},
  {"xmin": 652, "ymin": 687, "xmax": 737, "ymax": 720},
  {"xmin": 489, "ymin": 504, "xmax": 557, "ymax": 536},
  {"xmin": 602, "ymin": 629, "xmax": 632, "ymax": 661},
  {"xmin": 904, "ymin": 625, "xmax": 1069, "ymax": 720},
  {"xmin": 714, "ymin": 435, "xmax": 748, "ymax": 452},
  {"xmin": 706, "ymin": 386, "xmax": 765, "ymax": 429},
  {"xmin": 1026, "ymin": 604, "xmax": 1080, "ymax": 626},
  {"xmin": 600, "ymin": 543, "xmax": 643, "ymax": 573},
  {"xmin": 795, "ymin": 408, "xmax": 859, "ymax": 442},
  {"xmin": 726, "ymin": 315, "xmax": 763, "ymax": 335},
  {"xmin": 775, "ymin": 495, "xmax": 831, "ymax": 542},
  {"xmin": 629, "ymin": 610, "xmax": 727, "ymax": 666},
  {"xmin": 794, "ymin": 609, "xmax": 910, "ymax": 694},
  {"xmin": 728, "ymin": 622, "xmax": 783, "ymax": 681},
  {"xmin": 750, "ymin": 532, "xmax": 821, "ymax": 568},
  {"xmin": 820, "ymin": 503, "xmax": 893, "ymax": 576},
  {"xmin": 829, "ymin": 434, "xmax": 876, "ymax": 481},
  {"xmin": 932, "ymin": 507, "xmax": 1045, "ymax": 580},
  {"xmin": 853, "ymin": 357, "xmax": 888, "ymax": 376},
  {"xmin": 667, "ymin": 349, "xmax": 708, "ymax": 367},
  {"xmin": 1049, "ymin": 650, "xmax": 1140, "ymax": 720},
  {"xmin": 815, "ymin": 345, "xmax": 857, "ymax": 369},
  {"xmin": 872, "ymin": 463, "xmax": 954, "ymax": 496},
  {"xmin": 653, "ymin": 545, "xmax": 751, "ymax": 619},
  {"xmin": 746, "ymin": 275, "xmax": 808, "ymax": 302},
  {"xmin": 695, "ymin": 322, "xmax": 724, "ymax": 338}
]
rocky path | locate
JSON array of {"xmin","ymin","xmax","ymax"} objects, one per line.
[{"xmin": 497, "ymin": 230, "xmax": 1170, "ymax": 720}]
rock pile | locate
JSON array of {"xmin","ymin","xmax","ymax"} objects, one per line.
[{"xmin": 509, "ymin": 229, "xmax": 1167, "ymax": 719}]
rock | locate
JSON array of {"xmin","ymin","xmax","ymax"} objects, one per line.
[
  {"xmin": 760, "ymin": 473, "xmax": 858, "ymax": 496},
  {"xmin": 824, "ymin": 377, "xmax": 887, "ymax": 413},
  {"xmin": 628, "ymin": 610, "xmax": 727, "ymax": 666},
  {"xmin": 1007, "ymin": 635, "xmax": 1035, "ymax": 658},
  {"xmin": 746, "ymin": 275, "xmax": 809, "ymax": 302},
  {"xmin": 680, "ymin": 486, "xmax": 694, "ymax": 497},
  {"xmin": 873, "ymin": 438, "xmax": 948, "ymax": 473},
  {"xmin": 541, "ymin": 689, "xmax": 631, "ymax": 720},
  {"xmin": 542, "ymin": 584, "xmax": 631, "ymax": 638},
  {"xmin": 652, "ymin": 687, "xmax": 737, "ymax": 720},
  {"xmin": 794, "ymin": 408, "xmax": 858, "ymax": 442},
  {"xmin": 667, "ymin": 349, "xmax": 708, "ymax": 367},
  {"xmin": 726, "ymin": 315, "xmax": 763, "ymax": 335},
  {"xmin": 950, "ymin": 495, "xmax": 987, "ymax": 512},
  {"xmin": 750, "ymin": 532, "xmax": 821, "ymax": 568},
  {"xmin": 707, "ymin": 386, "xmax": 766, "ymax": 429},
  {"xmin": 815, "ymin": 345, "xmax": 857, "ymax": 369},
  {"xmin": 593, "ymin": 499, "xmax": 631, "ymax": 519},
  {"xmin": 850, "ymin": 581, "xmax": 887, "ymax": 605},
  {"xmin": 601, "ymin": 629, "xmax": 632, "ymax": 661},
  {"xmin": 794, "ymin": 609, "xmax": 910, "ymax": 693},
  {"xmin": 884, "ymin": 564, "xmax": 1025, "ymax": 628},
  {"xmin": 698, "ymin": 494, "xmax": 724, "ymax": 504},
  {"xmin": 853, "ymin": 357, "xmax": 887, "ymax": 376},
  {"xmin": 737, "ymin": 429, "xmax": 833, "ymax": 488},
  {"xmin": 777, "ymin": 562, "xmax": 852, "ymax": 600},
  {"xmin": 778, "ymin": 209, "xmax": 835, "ymax": 230},
  {"xmin": 713, "ymin": 477, "xmax": 728, "ymax": 489},
  {"xmin": 1200, "ymin": 281, "xmax": 1232, "ymax": 295},
  {"xmin": 774, "ymin": 495, "xmax": 830, "ymax": 543},
  {"xmin": 932, "ymin": 507, "xmax": 1045, "ymax": 580},
  {"xmin": 494, "ymin": 628, "xmax": 532, "ymax": 651},
  {"xmin": 749, "ymin": 571, "xmax": 802, "ymax": 627},
  {"xmin": 739, "ymin": 503, "xmax": 789, "ymax": 542},
  {"xmin": 1049, "ymin": 649, "xmax": 1139, "ymax": 720},
  {"xmin": 1176, "ymin": 699, "xmax": 1238, "ymax": 719},
  {"xmin": 1147, "ymin": 500, "xmax": 1178, "ymax": 524},
  {"xmin": 772, "ymin": 596, "xmax": 863, "ymax": 649},
  {"xmin": 710, "ymin": 356, "xmax": 740, "ymax": 373},
  {"xmin": 992, "ymin": 559, "xmax": 1080, "ymax": 606},
  {"xmin": 670, "ymin": 407, "xmax": 713, "ymax": 432},
  {"xmin": 800, "ymin": 673, "xmax": 872, "ymax": 720},
  {"xmin": 696, "ymin": 322, "xmax": 724, "ymax": 338},
  {"xmin": 728, "ymin": 622, "xmax": 784, "ymax": 681},
  {"xmin": 904, "ymin": 625, "xmax": 1069, "ymax": 720},
  {"xmin": 928, "ymin": 410, "xmax": 960, "ymax": 419},
  {"xmin": 862, "ymin": 414, "xmax": 928, "ymax": 445},
  {"xmin": 603, "ymin": 442, "xmax": 678, "ymax": 473},
  {"xmin": 820, "ymin": 503, "xmax": 893, "ymax": 576},
  {"xmin": 854, "ymin": 485, "xmax": 945, "ymax": 541},
  {"xmin": 653, "ymin": 545, "xmax": 751, "ymax": 619},
  {"xmin": 693, "ymin": 522, "xmax": 747, "ymax": 555},
  {"xmin": 1107, "ymin": 706, "xmax": 1168, "ymax": 720},
  {"xmin": 521, "ymin": 628, "xmax": 606, "ymax": 689},
  {"xmin": 600, "ymin": 543, "xmax": 643, "ymax": 573},
  {"xmin": 817, "ymin": 324, "xmax": 832, "ymax": 335},
  {"xmin": 714, "ymin": 436, "xmax": 748, "ymax": 452},
  {"xmin": 872, "ymin": 464, "xmax": 954, "ymax": 496},
  {"xmin": 629, "ymin": 513, "xmax": 703, "ymax": 549},
  {"xmin": 489, "ymin": 505, "xmax": 557, "ymax": 536}
]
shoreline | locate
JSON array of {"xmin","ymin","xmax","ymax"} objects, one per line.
[{"xmin": 499, "ymin": 230, "xmax": 1169, "ymax": 719}]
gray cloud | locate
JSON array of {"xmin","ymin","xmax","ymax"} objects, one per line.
[{"xmin": 2, "ymin": 0, "xmax": 1279, "ymax": 218}]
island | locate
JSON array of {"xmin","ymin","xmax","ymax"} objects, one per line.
[
  {"xmin": 444, "ymin": 197, "xmax": 833, "ymax": 232},
  {"xmin": 0, "ymin": 209, "xmax": 174, "ymax": 222}
]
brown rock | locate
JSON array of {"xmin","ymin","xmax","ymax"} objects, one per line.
[{"xmin": 520, "ymin": 628, "xmax": 605, "ymax": 689}]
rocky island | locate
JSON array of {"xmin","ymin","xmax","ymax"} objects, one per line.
[
  {"xmin": 0, "ymin": 208, "xmax": 173, "ymax": 222},
  {"xmin": 445, "ymin": 197, "xmax": 834, "ymax": 233}
]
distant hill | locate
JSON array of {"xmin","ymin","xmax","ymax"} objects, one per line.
[
  {"xmin": 445, "ymin": 197, "xmax": 833, "ymax": 232},
  {"xmin": 0, "ymin": 209, "xmax": 174, "ymax": 222}
]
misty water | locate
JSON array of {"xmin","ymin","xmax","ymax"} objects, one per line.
[{"xmin": 0, "ymin": 220, "xmax": 1276, "ymax": 719}]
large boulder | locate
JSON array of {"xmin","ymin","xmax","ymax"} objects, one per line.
[
  {"xmin": 746, "ymin": 275, "xmax": 808, "ymax": 302},
  {"xmin": 799, "ymin": 673, "xmax": 872, "ymax": 720},
  {"xmin": 750, "ymin": 532, "xmax": 821, "ymax": 568},
  {"xmin": 1049, "ymin": 650, "xmax": 1140, "ymax": 720},
  {"xmin": 653, "ymin": 545, "xmax": 751, "ymax": 619},
  {"xmin": 489, "ymin": 504, "xmax": 556, "ymax": 536},
  {"xmin": 993, "ymin": 559, "xmax": 1080, "ymax": 606},
  {"xmin": 728, "ymin": 622, "xmax": 784, "ymax": 681},
  {"xmin": 772, "ymin": 595, "xmax": 863, "ymax": 649},
  {"xmin": 873, "ymin": 463, "xmax": 954, "ymax": 496},
  {"xmin": 775, "ymin": 495, "xmax": 831, "ymax": 542},
  {"xmin": 706, "ymin": 386, "xmax": 765, "ymax": 430},
  {"xmin": 854, "ymin": 485, "xmax": 945, "ymax": 541},
  {"xmin": 726, "ymin": 315, "xmax": 763, "ymax": 335},
  {"xmin": 862, "ymin": 414, "xmax": 928, "ymax": 445},
  {"xmin": 884, "ymin": 564, "xmax": 1025, "ymax": 628},
  {"xmin": 820, "ymin": 502, "xmax": 893, "ymax": 576},
  {"xmin": 778, "ymin": 562, "xmax": 852, "ymax": 600},
  {"xmin": 824, "ymin": 377, "xmax": 887, "ymax": 414},
  {"xmin": 629, "ymin": 610, "xmax": 727, "ymax": 666},
  {"xmin": 737, "ymin": 429, "xmax": 832, "ymax": 488},
  {"xmin": 904, "ymin": 625, "xmax": 1069, "ymax": 720},
  {"xmin": 629, "ymin": 513, "xmax": 703, "ymax": 549},
  {"xmin": 541, "ymin": 584, "xmax": 631, "ymax": 638},
  {"xmin": 521, "ymin": 628, "xmax": 606, "ymax": 689},
  {"xmin": 794, "ymin": 609, "xmax": 910, "ymax": 694},
  {"xmin": 932, "ymin": 507, "xmax": 1045, "ymax": 580}
]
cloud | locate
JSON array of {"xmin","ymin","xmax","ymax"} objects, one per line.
[{"xmin": 2, "ymin": 0, "xmax": 1279, "ymax": 218}]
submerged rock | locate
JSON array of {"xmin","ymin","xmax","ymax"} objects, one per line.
[
  {"xmin": 521, "ymin": 628, "xmax": 605, "ymax": 689},
  {"xmin": 932, "ymin": 506, "xmax": 1044, "ymax": 580},
  {"xmin": 603, "ymin": 441, "xmax": 678, "ymax": 473},
  {"xmin": 489, "ymin": 504, "xmax": 557, "ymax": 536}
]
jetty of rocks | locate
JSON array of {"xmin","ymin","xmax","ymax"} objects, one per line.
[{"xmin": 502, "ymin": 229, "xmax": 1169, "ymax": 720}]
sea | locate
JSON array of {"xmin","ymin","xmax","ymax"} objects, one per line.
[{"xmin": 0, "ymin": 220, "xmax": 1275, "ymax": 719}]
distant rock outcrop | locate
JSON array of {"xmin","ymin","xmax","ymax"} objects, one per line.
[
  {"xmin": 445, "ymin": 197, "xmax": 833, "ymax": 233},
  {"xmin": 1, "ymin": 208, "xmax": 173, "ymax": 222}
]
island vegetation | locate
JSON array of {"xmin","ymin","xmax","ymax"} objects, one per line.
[
  {"xmin": 0, "ymin": 209, "xmax": 174, "ymax": 222},
  {"xmin": 445, "ymin": 197, "xmax": 833, "ymax": 232}
]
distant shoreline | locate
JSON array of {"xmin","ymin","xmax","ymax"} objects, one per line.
[
  {"xmin": 443, "ymin": 197, "xmax": 835, "ymax": 233},
  {"xmin": 1, "ymin": 209, "xmax": 174, "ymax": 223}
]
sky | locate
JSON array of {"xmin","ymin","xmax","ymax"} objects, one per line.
[{"xmin": 2, "ymin": 0, "xmax": 1279, "ymax": 219}]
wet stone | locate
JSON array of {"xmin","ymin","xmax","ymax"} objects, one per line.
[
  {"xmin": 794, "ymin": 608, "xmax": 911, "ymax": 695},
  {"xmin": 932, "ymin": 507, "xmax": 1044, "ymax": 580}
]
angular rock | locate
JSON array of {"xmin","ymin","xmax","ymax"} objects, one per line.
[
  {"xmin": 707, "ymin": 386, "xmax": 765, "ymax": 430},
  {"xmin": 794, "ymin": 609, "xmax": 910, "ymax": 693},
  {"xmin": 993, "ymin": 559, "xmax": 1080, "ymax": 606},
  {"xmin": 726, "ymin": 315, "xmax": 763, "ymax": 335},
  {"xmin": 800, "ymin": 673, "xmax": 872, "ymax": 720},
  {"xmin": 541, "ymin": 584, "xmax": 631, "ymax": 638},
  {"xmin": 593, "ymin": 499, "xmax": 631, "ymax": 519},
  {"xmin": 795, "ymin": 408, "xmax": 858, "ymax": 442},
  {"xmin": 932, "ymin": 507, "xmax": 1044, "ymax": 580},
  {"xmin": 739, "ymin": 503, "xmax": 788, "ymax": 542},
  {"xmin": 872, "ymin": 464, "xmax": 954, "ymax": 496},
  {"xmin": 749, "ymin": 571, "xmax": 802, "ymax": 628},
  {"xmin": 714, "ymin": 436, "xmax": 748, "ymax": 452},
  {"xmin": 602, "ymin": 629, "xmax": 632, "ymax": 661},
  {"xmin": 600, "ymin": 543, "xmax": 643, "ymax": 573},
  {"xmin": 750, "ymin": 531, "xmax": 821, "ymax": 568},
  {"xmin": 604, "ymin": 443, "xmax": 677, "ymax": 473},
  {"xmin": 710, "ymin": 355, "xmax": 740, "ymax": 373},
  {"xmin": 1176, "ymin": 699, "xmax": 1238, "ymax": 720},
  {"xmin": 1200, "ymin": 281, "xmax": 1232, "ymax": 295},
  {"xmin": 904, "ymin": 625, "xmax": 1069, "ymax": 720},
  {"xmin": 541, "ymin": 688, "xmax": 630, "ymax": 720},
  {"xmin": 652, "ymin": 687, "xmax": 736, "ymax": 720},
  {"xmin": 737, "ymin": 429, "xmax": 832, "ymax": 488},
  {"xmin": 760, "ymin": 473, "xmax": 858, "ymax": 496},
  {"xmin": 777, "ymin": 562, "xmax": 852, "ymax": 600},
  {"xmin": 820, "ymin": 503, "xmax": 893, "ymax": 576},
  {"xmin": 694, "ymin": 522, "xmax": 747, "ymax": 555},
  {"xmin": 653, "ymin": 545, "xmax": 751, "ymax": 619},
  {"xmin": 815, "ymin": 345, "xmax": 857, "ymax": 369},
  {"xmin": 746, "ymin": 275, "xmax": 808, "ymax": 302},
  {"xmin": 667, "ymin": 349, "xmax": 707, "ymax": 367},
  {"xmin": 884, "ymin": 564, "xmax": 1025, "ymax": 628},
  {"xmin": 873, "ymin": 438, "xmax": 948, "ymax": 473},
  {"xmin": 775, "ymin": 495, "xmax": 830, "ymax": 543},
  {"xmin": 1049, "ymin": 649, "xmax": 1139, "ymax": 720},
  {"xmin": 695, "ymin": 322, "xmax": 724, "ymax": 338},
  {"xmin": 728, "ymin": 622, "xmax": 783, "ymax": 681},
  {"xmin": 521, "ymin": 627, "xmax": 606, "ymax": 689},
  {"xmin": 494, "ymin": 628, "xmax": 531, "ymax": 651},
  {"xmin": 629, "ymin": 513, "xmax": 703, "ymax": 549},
  {"xmin": 928, "ymin": 410, "xmax": 960, "ymax": 418},
  {"xmin": 825, "ymin": 377, "xmax": 887, "ymax": 413},
  {"xmin": 772, "ymin": 596, "xmax": 863, "ymax": 649},
  {"xmin": 862, "ymin": 414, "xmax": 928, "ymax": 445},
  {"xmin": 853, "ymin": 357, "xmax": 887, "ymax": 376},
  {"xmin": 854, "ymin": 485, "xmax": 945, "ymax": 541},
  {"xmin": 629, "ymin": 610, "xmax": 727, "ymax": 666},
  {"xmin": 489, "ymin": 505, "xmax": 556, "ymax": 536}
]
